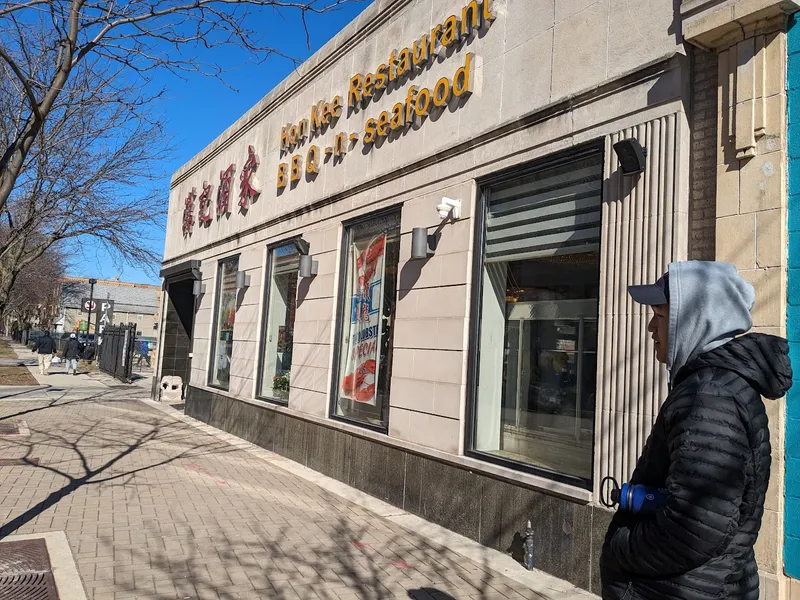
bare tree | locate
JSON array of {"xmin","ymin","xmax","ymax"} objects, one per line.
[
  {"xmin": 0, "ymin": 0, "xmax": 364, "ymax": 316},
  {"xmin": 3, "ymin": 244, "xmax": 64, "ymax": 328},
  {"xmin": 0, "ymin": 0, "xmax": 362, "ymax": 210},
  {"xmin": 0, "ymin": 36, "xmax": 167, "ymax": 314}
]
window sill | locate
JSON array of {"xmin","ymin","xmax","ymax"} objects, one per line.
[{"xmin": 189, "ymin": 384, "xmax": 593, "ymax": 505}]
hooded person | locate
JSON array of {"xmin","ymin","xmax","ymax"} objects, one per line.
[
  {"xmin": 600, "ymin": 261, "xmax": 792, "ymax": 600},
  {"xmin": 63, "ymin": 333, "xmax": 81, "ymax": 376}
]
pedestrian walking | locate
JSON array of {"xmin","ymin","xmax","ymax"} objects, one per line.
[
  {"xmin": 600, "ymin": 261, "xmax": 793, "ymax": 600},
  {"xmin": 63, "ymin": 333, "xmax": 81, "ymax": 376},
  {"xmin": 136, "ymin": 339, "xmax": 151, "ymax": 368},
  {"xmin": 32, "ymin": 330, "xmax": 56, "ymax": 376}
]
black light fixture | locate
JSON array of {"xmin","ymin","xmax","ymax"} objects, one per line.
[
  {"xmin": 613, "ymin": 138, "xmax": 647, "ymax": 176},
  {"xmin": 293, "ymin": 238, "xmax": 310, "ymax": 256}
]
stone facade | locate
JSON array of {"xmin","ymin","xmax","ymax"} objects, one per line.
[{"xmin": 157, "ymin": 0, "xmax": 800, "ymax": 593}]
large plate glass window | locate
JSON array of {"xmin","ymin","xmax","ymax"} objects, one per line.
[
  {"xmin": 259, "ymin": 243, "xmax": 300, "ymax": 402},
  {"xmin": 332, "ymin": 211, "xmax": 401, "ymax": 430},
  {"xmin": 470, "ymin": 146, "xmax": 603, "ymax": 487},
  {"xmin": 209, "ymin": 255, "xmax": 239, "ymax": 390}
]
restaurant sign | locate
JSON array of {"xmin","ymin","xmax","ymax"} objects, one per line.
[{"xmin": 180, "ymin": 0, "xmax": 494, "ymax": 237}]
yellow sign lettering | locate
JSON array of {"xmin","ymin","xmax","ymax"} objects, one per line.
[
  {"xmin": 331, "ymin": 96, "xmax": 343, "ymax": 118},
  {"xmin": 348, "ymin": 74, "xmax": 363, "ymax": 107},
  {"xmin": 376, "ymin": 111, "xmax": 390, "ymax": 137},
  {"xmin": 277, "ymin": 163, "xmax": 288, "ymax": 189},
  {"xmin": 433, "ymin": 77, "xmax": 451, "ymax": 107},
  {"xmin": 454, "ymin": 53, "xmax": 474, "ymax": 97},
  {"xmin": 290, "ymin": 155, "xmax": 302, "ymax": 182},
  {"xmin": 442, "ymin": 15, "xmax": 459, "ymax": 46},
  {"xmin": 306, "ymin": 146, "xmax": 320, "ymax": 174}
]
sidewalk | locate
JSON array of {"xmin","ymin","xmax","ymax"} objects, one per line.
[
  {"xmin": 9, "ymin": 340, "xmax": 151, "ymax": 390},
  {"xmin": 0, "ymin": 381, "xmax": 595, "ymax": 600}
]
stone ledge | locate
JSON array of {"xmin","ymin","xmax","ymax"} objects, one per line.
[{"xmin": 683, "ymin": 0, "xmax": 800, "ymax": 48}]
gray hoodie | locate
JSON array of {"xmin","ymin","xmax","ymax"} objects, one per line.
[{"xmin": 666, "ymin": 261, "xmax": 755, "ymax": 382}]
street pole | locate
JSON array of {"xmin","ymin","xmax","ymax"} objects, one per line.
[{"xmin": 87, "ymin": 278, "xmax": 97, "ymax": 361}]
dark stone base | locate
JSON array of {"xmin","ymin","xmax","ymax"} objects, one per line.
[{"xmin": 185, "ymin": 385, "xmax": 612, "ymax": 594}]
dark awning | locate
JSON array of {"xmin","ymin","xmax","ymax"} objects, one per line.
[{"xmin": 160, "ymin": 260, "xmax": 202, "ymax": 282}]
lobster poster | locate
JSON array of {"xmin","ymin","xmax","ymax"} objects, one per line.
[{"xmin": 341, "ymin": 234, "xmax": 386, "ymax": 405}]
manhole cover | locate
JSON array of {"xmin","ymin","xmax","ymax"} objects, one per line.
[
  {"xmin": 0, "ymin": 539, "xmax": 60, "ymax": 599},
  {"xmin": 0, "ymin": 423, "xmax": 19, "ymax": 435}
]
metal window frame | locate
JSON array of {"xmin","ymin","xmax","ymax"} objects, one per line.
[
  {"xmin": 464, "ymin": 141, "xmax": 605, "ymax": 491},
  {"xmin": 207, "ymin": 254, "xmax": 241, "ymax": 391},
  {"xmin": 255, "ymin": 237, "xmax": 303, "ymax": 405},
  {"xmin": 328, "ymin": 206, "xmax": 402, "ymax": 434}
]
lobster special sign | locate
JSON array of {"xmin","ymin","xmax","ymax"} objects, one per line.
[
  {"xmin": 276, "ymin": 0, "xmax": 494, "ymax": 191},
  {"xmin": 340, "ymin": 234, "xmax": 386, "ymax": 405}
]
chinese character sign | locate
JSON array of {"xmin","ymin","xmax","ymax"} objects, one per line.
[
  {"xmin": 217, "ymin": 164, "xmax": 235, "ymax": 217},
  {"xmin": 341, "ymin": 234, "xmax": 386, "ymax": 405},
  {"xmin": 239, "ymin": 145, "xmax": 260, "ymax": 210},
  {"xmin": 182, "ymin": 188, "xmax": 196, "ymax": 236},
  {"xmin": 198, "ymin": 182, "xmax": 213, "ymax": 224}
]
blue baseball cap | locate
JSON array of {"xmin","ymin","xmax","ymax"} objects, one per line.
[{"xmin": 628, "ymin": 272, "xmax": 670, "ymax": 306}]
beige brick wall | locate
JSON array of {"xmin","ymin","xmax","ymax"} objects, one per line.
[
  {"xmin": 690, "ymin": 46, "xmax": 718, "ymax": 261},
  {"xmin": 713, "ymin": 29, "xmax": 788, "ymax": 595}
]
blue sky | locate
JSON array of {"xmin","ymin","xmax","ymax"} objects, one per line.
[{"xmin": 70, "ymin": 0, "xmax": 373, "ymax": 285}]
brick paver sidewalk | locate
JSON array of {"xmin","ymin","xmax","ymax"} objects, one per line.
[{"xmin": 0, "ymin": 386, "xmax": 583, "ymax": 600}]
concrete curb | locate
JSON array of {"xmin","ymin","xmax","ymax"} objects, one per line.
[{"xmin": 142, "ymin": 398, "xmax": 599, "ymax": 600}]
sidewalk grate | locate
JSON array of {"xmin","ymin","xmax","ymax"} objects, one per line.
[
  {"xmin": 0, "ymin": 423, "xmax": 19, "ymax": 435},
  {"xmin": 0, "ymin": 539, "xmax": 60, "ymax": 599}
]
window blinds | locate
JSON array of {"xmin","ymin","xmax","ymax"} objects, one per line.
[{"xmin": 485, "ymin": 149, "xmax": 604, "ymax": 263}]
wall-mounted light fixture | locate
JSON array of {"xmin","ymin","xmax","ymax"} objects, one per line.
[
  {"xmin": 411, "ymin": 227, "xmax": 437, "ymax": 260},
  {"xmin": 235, "ymin": 271, "xmax": 251, "ymax": 290},
  {"xmin": 299, "ymin": 254, "xmax": 318, "ymax": 278},
  {"xmin": 613, "ymin": 138, "xmax": 647, "ymax": 176},
  {"xmin": 293, "ymin": 238, "xmax": 311, "ymax": 256},
  {"xmin": 192, "ymin": 280, "xmax": 206, "ymax": 296},
  {"xmin": 436, "ymin": 197, "xmax": 461, "ymax": 220}
]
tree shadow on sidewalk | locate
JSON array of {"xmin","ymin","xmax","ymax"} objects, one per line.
[
  {"xmin": 92, "ymin": 487, "xmax": 538, "ymax": 600},
  {"xmin": 0, "ymin": 402, "xmax": 237, "ymax": 539},
  {"xmin": 0, "ymin": 389, "xmax": 114, "ymax": 421}
]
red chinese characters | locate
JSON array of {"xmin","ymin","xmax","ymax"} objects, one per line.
[
  {"xmin": 198, "ymin": 182, "xmax": 214, "ymax": 224},
  {"xmin": 217, "ymin": 164, "xmax": 235, "ymax": 217},
  {"xmin": 238, "ymin": 145, "xmax": 260, "ymax": 210},
  {"xmin": 182, "ymin": 188, "xmax": 196, "ymax": 236}
]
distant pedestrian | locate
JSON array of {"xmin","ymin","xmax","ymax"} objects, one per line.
[
  {"xmin": 136, "ymin": 339, "xmax": 151, "ymax": 368},
  {"xmin": 63, "ymin": 333, "xmax": 81, "ymax": 376},
  {"xmin": 32, "ymin": 331, "xmax": 55, "ymax": 375}
]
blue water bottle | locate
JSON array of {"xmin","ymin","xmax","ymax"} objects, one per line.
[{"xmin": 601, "ymin": 477, "xmax": 668, "ymax": 514}]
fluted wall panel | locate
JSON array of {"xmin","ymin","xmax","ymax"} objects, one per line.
[{"xmin": 593, "ymin": 113, "xmax": 689, "ymax": 501}]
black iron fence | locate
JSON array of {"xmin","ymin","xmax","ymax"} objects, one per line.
[{"xmin": 98, "ymin": 323, "xmax": 137, "ymax": 383}]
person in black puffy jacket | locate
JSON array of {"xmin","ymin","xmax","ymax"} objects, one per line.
[{"xmin": 600, "ymin": 261, "xmax": 792, "ymax": 600}]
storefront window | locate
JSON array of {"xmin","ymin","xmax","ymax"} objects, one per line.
[
  {"xmin": 471, "ymin": 148, "xmax": 603, "ymax": 485},
  {"xmin": 209, "ymin": 255, "xmax": 239, "ymax": 389},
  {"xmin": 332, "ymin": 211, "xmax": 400, "ymax": 429},
  {"xmin": 259, "ymin": 243, "xmax": 300, "ymax": 402}
]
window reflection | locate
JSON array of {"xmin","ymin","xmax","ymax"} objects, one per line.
[{"xmin": 260, "ymin": 243, "xmax": 299, "ymax": 402}]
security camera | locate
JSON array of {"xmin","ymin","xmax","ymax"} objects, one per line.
[{"xmin": 436, "ymin": 197, "xmax": 461, "ymax": 220}]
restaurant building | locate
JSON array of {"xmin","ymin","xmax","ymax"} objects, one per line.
[{"xmin": 157, "ymin": 0, "xmax": 799, "ymax": 594}]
